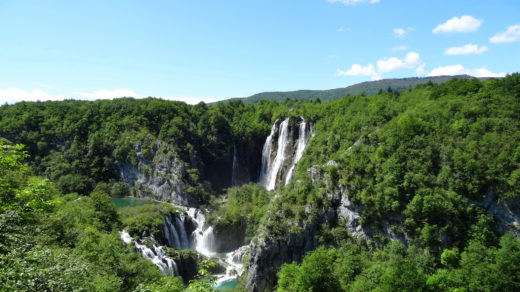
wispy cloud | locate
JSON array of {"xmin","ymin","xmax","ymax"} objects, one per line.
[
  {"xmin": 490, "ymin": 24, "xmax": 520, "ymax": 43},
  {"xmin": 393, "ymin": 27, "xmax": 414, "ymax": 38},
  {"xmin": 444, "ymin": 44, "xmax": 488, "ymax": 55},
  {"xmin": 327, "ymin": 0, "xmax": 380, "ymax": 6},
  {"xmin": 0, "ymin": 88, "xmax": 67, "ymax": 104},
  {"xmin": 427, "ymin": 65, "xmax": 505, "ymax": 77},
  {"xmin": 433, "ymin": 15, "xmax": 482, "ymax": 34},
  {"xmin": 337, "ymin": 51, "xmax": 424, "ymax": 80},
  {"xmin": 336, "ymin": 27, "xmax": 345, "ymax": 33},
  {"xmin": 391, "ymin": 45, "xmax": 409, "ymax": 51}
]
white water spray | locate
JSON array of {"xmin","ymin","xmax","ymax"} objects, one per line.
[{"xmin": 285, "ymin": 117, "xmax": 310, "ymax": 184}]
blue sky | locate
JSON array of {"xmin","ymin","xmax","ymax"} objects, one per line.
[{"xmin": 0, "ymin": 0, "xmax": 519, "ymax": 104}]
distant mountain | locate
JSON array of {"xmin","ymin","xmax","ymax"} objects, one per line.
[{"xmin": 222, "ymin": 75, "xmax": 482, "ymax": 104}]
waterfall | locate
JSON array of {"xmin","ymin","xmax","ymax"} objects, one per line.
[
  {"xmin": 187, "ymin": 208, "xmax": 216, "ymax": 257},
  {"xmin": 120, "ymin": 230, "xmax": 178, "ymax": 276},
  {"xmin": 285, "ymin": 117, "xmax": 310, "ymax": 184},
  {"xmin": 175, "ymin": 215, "xmax": 190, "ymax": 250},
  {"xmin": 216, "ymin": 245, "xmax": 249, "ymax": 285},
  {"xmin": 163, "ymin": 214, "xmax": 182, "ymax": 249},
  {"xmin": 259, "ymin": 120, "xmax": 278, "ymax": 186},
  {"xmin": 231, "ymin": 144, "xmax": 239, "ymax": 187},
  {"xmin": 162, "ymin": 213, "xmax": 191, "ymax": 250},
  {"xmin": 259, "ymin": 117, "xmax": 312, "ymax": 190},
  {"xmin": 265, "ymin": 118, "xmax": 290, "ymax": 191}
]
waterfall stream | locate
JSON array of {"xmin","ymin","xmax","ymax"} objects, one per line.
[
  {"xmin": 120, "ymin": 230, "xmax": 179, "ymax": 276},
  {"xmin": 285, "ymin": 117, "xmax": 310, "ymax": 184},
  {"xmin": 187, "ymin": 208, "xmax": 247, "ymax": 286},
  {"xmin": 260, "ymin": 117, "xmax": 311, "ymax": 191}
]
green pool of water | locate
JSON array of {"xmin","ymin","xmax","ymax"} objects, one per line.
[
  {"xmin": 215, "ymin": 279, "xmax": 238, "ymax": 291},
  {"xmin": 111, "ymin": 197, "xmax": 154, "ymax": 209}
]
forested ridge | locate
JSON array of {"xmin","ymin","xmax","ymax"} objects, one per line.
[{"xmin": 1, "ymin": 74, "xmax": 520, "ymax": 291}]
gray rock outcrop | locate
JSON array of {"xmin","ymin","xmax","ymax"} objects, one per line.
[{"xmin": 119, "ymin": 140, "xmax": 199, "ymax": 207}]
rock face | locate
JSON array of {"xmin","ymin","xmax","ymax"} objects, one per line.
[
  {"xmin": 118, "ymin": 141, "xmax": 199, "ymax": 207},
  {"xmin": 212, "ymin": 220, "xmax": 247, "ymax": 253},
  {"xmin": 478, "ymin": 190, "xmax": 520, "ymax": 236},
  {"xmin": 245, "ymin": 160, "xmax": 406, "ymax": 291},
  {"xmin": 246, "ymin": 225, "xmax": 319, "ymax": 292}
]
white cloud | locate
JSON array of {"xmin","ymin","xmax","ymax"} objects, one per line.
[
  {"xmin": 328, "ymin": 0, "xmax": 380, "ymax": 6},
  {"xmin": 377, "ymin": 52, "xmax": 421, "ymax": 73},
  {"xmin": 0, "ymin": 88, "xmax": 67, "ymax": 104},
  {"xmin": 336, "ymin": 64, "xmax": 380, "ymax": 80},
  {"xmin": 336, "ymin": 27, "xmax": 345, "ymax": 32},
  {"xmin": 391, "ymin": 45, "xmax": 409, "ymax": 51},
  {"xmin": 393, "ymin": 27, "xmax": 414, "ymax": 38},
  {"xmin": 337, "ymin": 51, "xmax": 424, "ymax": 80},
  {"xmin": 444, "ymin": 44, "xmax": 488, "ymax": 55},
  {"xmin": 490, "ymin": 24, "xmax": 520, "ymax": 43},
  {"xmin": 393, "ymin": 28, "xmax": 406, "ymax": 38},
  {"xmin": 433, "ymin": 15, "xmax": 482, "ymax": 34},
  {"xmin": 427, "ymin": 65, "xmax": 506, "ymax": 78}
]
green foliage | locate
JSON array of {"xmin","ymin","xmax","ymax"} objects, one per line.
[
  {"xmin": 0, "ymin": 145, "xmax": 179, "ymax": 291},
  {"xmin": 118, "ymin": 203, "xmax": 178, "ymax": 237},
  {"xmin": 187, "ymin": 260, "xmax": 218, "ymax": 292},
  {"xmin": 208, "ymin": 184, "xmax": 270, "ymax": 240},
  {"xmin": 278, "ymin": 234, "xmax": 520, "ymax": 292},
  {"xmin": 277, "ymin": 247, "xmax": 341, "ymax": 292}
]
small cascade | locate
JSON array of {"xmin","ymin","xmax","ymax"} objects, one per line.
[
  {"xmin": 187, "ymin": 208, "xmax": 216, "ymax": 257},
  {"xmin": 260, "ymin": 117, "xmax": 311, "ymax": 191},
  {"xmin": 120, "ymin": 230, "xmax": 178, "ymax": 276},
  {"xmin": 163, "ymin": 214, "xmax": 182, "ymax": 249},
  {"xmin": 285, "ymin": 117, "xmax": 310, "ymax": 184},
  {"xmin": 174, "ymin": 215, "xmax": 190, "ymax": 250},
  {"xmin": 216, "ymin": 245, "xmax": 249, "ymax": 285},
  {"xmin": 231, "ymin": 144, "xmax": 239, "ymax": 187},
  {"xmin": 162, "ymin": 213, "xmax": 191, "ymax": 250}
]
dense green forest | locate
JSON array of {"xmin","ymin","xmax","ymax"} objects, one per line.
[{"xmin": 1, "ymin": 74, "xmax": 520, "ymax": 291}]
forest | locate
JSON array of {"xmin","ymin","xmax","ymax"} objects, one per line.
[{"xmin": 1, "ymin": 74, "xmax": 520, "ymax": 291}]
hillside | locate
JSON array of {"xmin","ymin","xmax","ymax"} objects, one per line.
[
  {"xmin": 1, "ymin": 74, "xmax": 520, "ymax": 292},
  {"xmin": 223, "ymin": 75, "xmax": 481, "ymax": 104}
]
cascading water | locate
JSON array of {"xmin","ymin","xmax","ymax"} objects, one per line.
[
  {"xmin": 285, "ymin": 117, "xmax": 310, "ymax": 184},
  {"xmin": 259, "ymin": 120, "xmax": 278, "ymax": 187},
  {"xmin": 187, "ymin": 208, "xmax": 248, "ymax": 287},
  {"xmin": 175, "ymin": 215, "xmax": 190, "ymax": 250},
  {"xmin": 188, "ymin": 208, "xmax": 216, "ymax": 257},
  {"xmin": 163, "ymin": 214, "xmax": 182, "ymax": 249},
  {"xmin": 120, "ymin": 208, "xmax": 247, "ymax": 286},
  {"xmin": 260, "ymin": 117, "xmax": 311, "ymax": 191},
  {"xmin": 120, "ymin": 230, "xmax": 179, "ymax": 276},
  {"xmin": 265, "ymin": 118, "xmax": 290, "ymax": 191}
]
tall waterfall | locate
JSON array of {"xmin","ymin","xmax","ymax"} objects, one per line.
[
  {"xmin": 231, "ymin": 144, "xmax": 239, "ymax": 187},
  {"xmin": 259, "ymin": 120, "xmax": 278, "ymax": 187},
  {"xmin": 285, "ymin": 118, "xmax": 310, "ymax": 184},
  {"xmin": 259, "ymin": 117, "xmax": 311, "ymax": 191}
]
